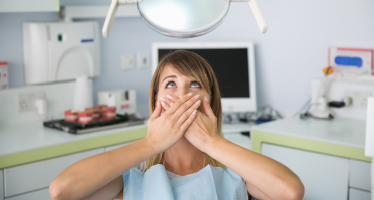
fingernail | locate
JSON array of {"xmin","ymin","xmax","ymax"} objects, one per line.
[
  {"xmin": 187, "ymin": 92, "xmax": 193, "ymax": 97},
  {"xmin": 167, "ymin": 94, "xmax": 173, "ymax": 99},
  {"xmin": 161, "ymin": 101, "xmax": 167, "ymax": 107},
  {"xmin": 192, "ymin": 110, "xmax": 197, "ymax": 115},
  {"xmin": 194, "ymin": 94, "xmax": 200, "ymax": 99},
  {"xmin": 205, "ymin": 96, "xmax": 209, "ymax": 103},
  {"xmin": 195, "ymin": 100, "xmax": 201, "ymax": 105},
  {"xmin": 161, "ymin": 97, "xmax": 167, "ymax": 101}
]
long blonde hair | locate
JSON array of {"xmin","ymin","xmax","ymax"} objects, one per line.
[{"xmin": 146, "ymin": 50, "xmax": 225, "ymax": 171}]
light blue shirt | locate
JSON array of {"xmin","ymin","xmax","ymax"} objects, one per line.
[{"xmin": 122, "ymin": 164, "xmax": 248, "ymax": 200}]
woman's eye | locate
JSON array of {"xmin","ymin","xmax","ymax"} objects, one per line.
[
  {"xmin": 191, "ymin": 82, "xmax": 201, "ymax": 88},
  {"xmin": 166, "ymin": 82, "xmax": 176, "ymax": 88}
]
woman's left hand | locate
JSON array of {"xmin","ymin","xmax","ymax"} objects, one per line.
[
  {"xmin": 161, "ymin": 96, "xmax": 305, "ymax": 200},
  {"xmin": 160, "ymin": 94, "xmax": 219, "ymax": 152}
]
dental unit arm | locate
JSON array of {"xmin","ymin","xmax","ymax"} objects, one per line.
[
  {"xmin": 242, "ymin": 0, "xmax": 267, "ymax": 33},
  {"xmin": 102, "ymin": 0, "xmax": 123, "ymax": 38}
]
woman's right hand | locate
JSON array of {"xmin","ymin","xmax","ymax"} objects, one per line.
[
  {"xmin": 146, "ymin": 92, "xmax": 201, "ymax": 153},
  {"xmin": 49, "ymin": 95, "xmax": 204, "ymax": 200}
]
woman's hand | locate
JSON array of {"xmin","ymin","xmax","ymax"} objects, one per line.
[
  {"xmin": 161, "ymin": 96, "xmax": 305, "ymax": 200},
  {"xmin": 160, "ymin": 94, "xmax": 219, "ymax": 153},
  {"xmin": 146, "ymin": 93, "xmax": 201, "ymax": 154}
]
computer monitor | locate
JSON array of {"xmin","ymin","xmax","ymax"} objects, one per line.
[{"xmin": 152, "ymin": 42, "xmax": 257, "ymax": 112}]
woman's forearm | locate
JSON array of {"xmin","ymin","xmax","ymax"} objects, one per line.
[
  {"xmin": 49, "ymin": 138, "xmax": 157, "ymax": 200},
  {"xmin": 49, "ymin": 94, "xmax": 200, "ymax": 200},
  {"xmin": 204, "ymin": 136, "xmax": 304, "ymax": 200},
  {"xmin": 82, "ymin": 176, "xmax": 123, "ymax": 200}
]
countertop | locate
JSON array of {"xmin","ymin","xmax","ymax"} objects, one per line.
[
  {"xmin": 0, "ymin": 121, "xmax": 148, "ymax": 168},
  {"xmin": 0, "ymin": 120, "xmax": 253, "ymax": 169},
  {"xmin": 250, "ymin": 117, "xmax": 371, "ymax": 162}
]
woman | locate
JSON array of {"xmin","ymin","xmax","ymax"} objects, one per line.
[{"xmin": 49, "ymin": 50, "xmax": 304, "ymax": 200}]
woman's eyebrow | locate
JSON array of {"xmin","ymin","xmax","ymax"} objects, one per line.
[{"xmin": 162, "ymin": 75, "xmax": 177, "ymax": 82}]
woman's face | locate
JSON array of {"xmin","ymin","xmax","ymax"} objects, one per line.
[{"xmin": 156, "ymin": 65, "xmax": 209, "ymax": 114}]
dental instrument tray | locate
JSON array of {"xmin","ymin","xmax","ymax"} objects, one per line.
[{"xmin": 43, "ymin": 114, "xmax": 144, "ymax": 134}]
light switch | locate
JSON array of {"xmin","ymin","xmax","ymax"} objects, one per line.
[
  {"xmin": 137, "ymin": 53, "xmax": 150, "ymax": 69},
  {"xmin": 121, "ymin": 54, "xmax": 134, "ymax": 70}
]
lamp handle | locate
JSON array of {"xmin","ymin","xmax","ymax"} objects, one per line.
[
  {"xmin": 248, "ymin": 0, "xmax": 267, "ymax": 33},
  {"xmin": 102, "ymin": 0, "xmax": 120, "ymax": 38}
]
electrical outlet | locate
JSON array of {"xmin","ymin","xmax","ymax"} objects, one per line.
[
  {"xmin": 344, "ymin": 90, "xmax": 373, "ymax": 108},
  {"xmin": 17, "ymin": 92, "xmax": 44, "ymax": 113},
  {"xmin": 137, "ymin": 53, "xmax": 150, "ymax": 69}
]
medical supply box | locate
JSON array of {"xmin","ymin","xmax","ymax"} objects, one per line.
[
  {"xmin": 23, "ymin": 21, "xmax": 101, "ymax": 85},
  {"xmin": 329, "ymin": 47, "xmax": 373, "ymax": 74},
  {"xmin": 98, "ymin": 90, "xmax": 137, "ymax": 115}
]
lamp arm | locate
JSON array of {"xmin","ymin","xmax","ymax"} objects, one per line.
[
  {"xmin": 248, "ymin": 0, "xmax": 267, "ymax": 33},
  {"xmin": 102, "ymin": 0, "xmax": 120, "ymax": 38}
]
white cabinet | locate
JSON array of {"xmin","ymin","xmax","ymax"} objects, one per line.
[
  {"xmin": 349, "ymin": 188, "xmax": 371, "ymax": 200},
  {"xmin": 0, "ymin": 170, "xmax": 4, "ymax": 200},
  {"xmin": 262, "ymin": 143, "xmax": 350, "ymax": 200},
  {"xmin": 0, "ymin": 140, "xmax": 142, "ymax": 199},
  {"xmin": 4, "ymin": 148, "xmax": 104, "ymax": 197},
  {"xmin": 349, "ymin": 160, "xmax": 371, "ymax": 191},
  {"xmin": 5, "ymin": 188, "xmax": 50, "ymax": 200},
  {"xmin": 0, "ymin": 0, "xmax": 59, "ymax": 13}
]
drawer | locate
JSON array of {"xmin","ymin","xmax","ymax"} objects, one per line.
[
  {"xmin": 5, "ymin": 188, "xmax": 50, "ymax": 200},
  {"xmin": 1, "ymin": 170, "xmax": 4, "ymax": 200},
  {"xmin": 349, "ymin": 188, "xmax": 370, "ymax": 200},
  {"xmin": 105, "ymin": 141, "xmax": 134, "ymax": 152},
  {"xmin": 4, "ymin": 148, "xmax": 104, "ymax": 197},
  {"xmin": 349, "ymin": 160, "xmax": 371, "ymax": 191}
]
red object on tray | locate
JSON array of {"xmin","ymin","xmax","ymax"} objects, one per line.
[
  {"xmin": 96, "ymin": 105, "xmax": 108, "ymax": 109},
  {"xmin": 102, "ymin": 107, "xmax": 116, "ymax": 121},
  {"xmin": 78, "ymin": 112, "xmax": 93, "ymax": 124},
  {"xmin": 85, "ymin": 108, "xmax": 101, "ymax": 123},
  {"xmin": 64, "ymin": 105, "xmax": 117, "ymax": 124},
  {"xmin": 64, "ymin": 110, "xmax": 78, "ymax": 122}
]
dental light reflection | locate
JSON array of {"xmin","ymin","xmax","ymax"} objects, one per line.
[{"xmin": 146, "ymin": 5, "xmax": 187, "ymax": 30}]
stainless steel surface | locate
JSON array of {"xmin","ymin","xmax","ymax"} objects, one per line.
[{"xmin": 138, "ymin": 0, "xmax": 230, "ymax": 38}]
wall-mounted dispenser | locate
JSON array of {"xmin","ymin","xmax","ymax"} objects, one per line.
[{"xmin": 23, "ymin": 21, "xmax": 101, "ymax": 85}]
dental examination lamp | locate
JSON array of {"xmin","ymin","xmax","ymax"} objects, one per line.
[{"xmin": 102, "ymin": 0, "xmax": 267, "ymax": 38}]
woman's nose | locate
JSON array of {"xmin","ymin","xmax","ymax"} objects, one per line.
[{"xmin": 176, "ymin": 87, "xmax": 191, "ymax": 97}]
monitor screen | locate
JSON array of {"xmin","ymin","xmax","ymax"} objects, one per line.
[{"xmin": 158, "ymin": 48, "xmax": 250, "ymax": 98}]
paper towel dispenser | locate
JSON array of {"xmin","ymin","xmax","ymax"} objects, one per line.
[{"xmin": 23, "ymin": 21, "xmax": 101, "ymax": 85}]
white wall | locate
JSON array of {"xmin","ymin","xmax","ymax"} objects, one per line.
[
  {"xmin": 190, "ymin": 0, "xmax": 374, "ymax": 116},
  {"xmin": 1, "ymin": 0, "xmax": 373, "ymax": 117}
]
